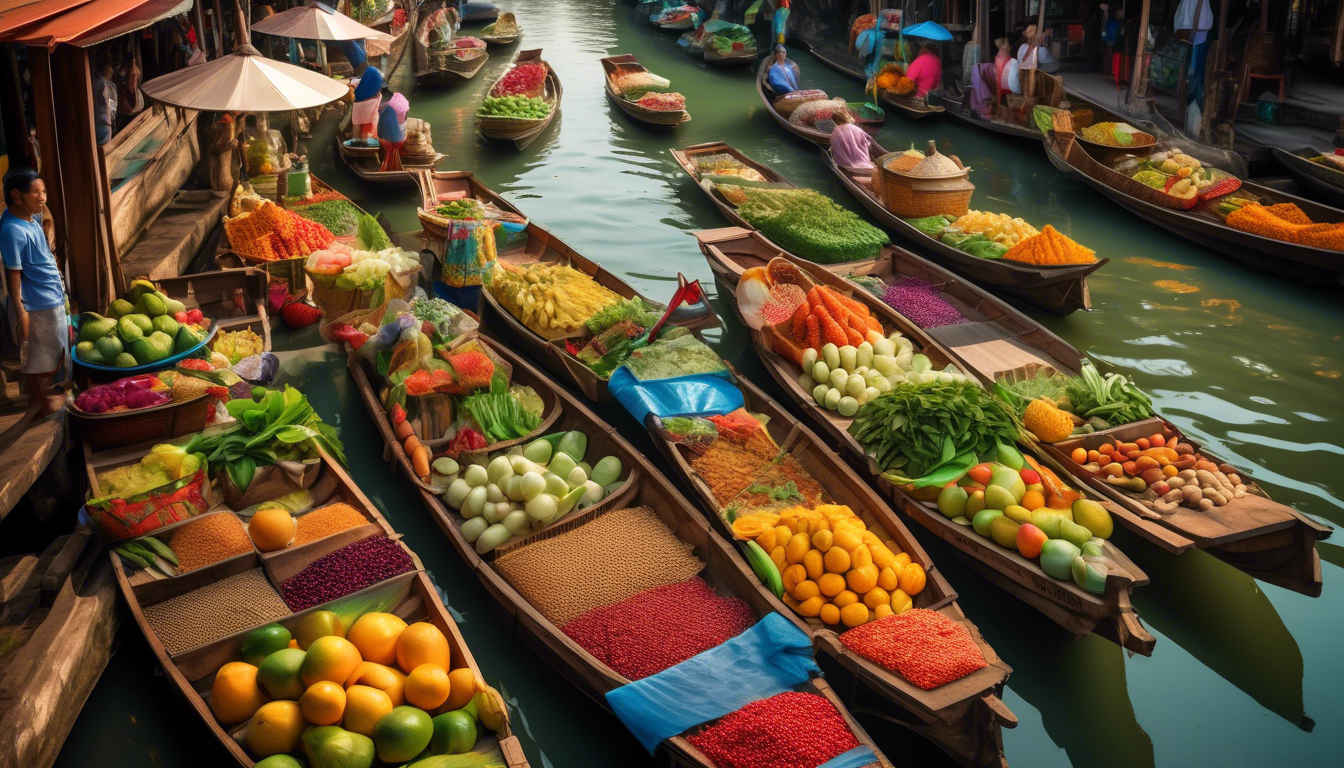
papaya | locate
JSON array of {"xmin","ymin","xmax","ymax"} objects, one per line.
[
  {"xmin": 124, "ymin": 279, "xmax": 157, "ymax": 305},
  {"xmin": 141, "ymin": 292, "xmax": 167, "ymax": 317},
  {"xmin": 78, "ymin": 312, "xmax": 117, "ymax": 343},
  {"xmin": 114, "ymin": 352, "xmax": 138, "ymax": 367},
  {"xmin": 94, "ymin": 334, "xmax": 124, "ymax": 362},
  {"xmin": 108, "ymin": 299, "xmax": 134, "ymax": 319},
  {"xmin": 117, "ymin": 315, "xmax": 144, "ymax": 342}
]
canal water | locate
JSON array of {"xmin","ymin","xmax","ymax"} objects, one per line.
[{"xmin": 56, "ymin": 2, "xmax": 1343, "ymax": 766}]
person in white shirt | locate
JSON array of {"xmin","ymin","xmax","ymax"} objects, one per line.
[
  {"xmin": 1175, "ymin": 0, "xmax": 1214, "ymax": 105},
  {"xmin": 1017, "ymin": 27, "xmax": 1059, "ymax": 74}
]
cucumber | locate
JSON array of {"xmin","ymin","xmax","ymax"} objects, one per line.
[
  {"xmin": 136, "ymin": 536, "xmax": 179, "ymax": 566},
  {"xmin": 114, "ymin": 546, "xmax": 150, "ymax": 570}
]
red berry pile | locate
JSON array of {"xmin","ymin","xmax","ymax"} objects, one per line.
[
  {"xmin": 561, "ymin": 577, "xmax": 755, "ymax": 680},
  {"xmin": 688, "ymin": 691, "xmax": 860, "ymax": 768},
  {"xmin": 281, "ymin": 536, "xmax": 414, "ymax": 611},
  {"xmin": 490, "ymin": 63, "xmax": 546, "ymax": 97},
  {"xmin": 839, "ymin": 608, "xmax": 988, "ymax": 690}
]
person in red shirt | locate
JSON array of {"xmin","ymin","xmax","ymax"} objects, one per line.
[{"xmin": 904, "ymin": 43, "xmax": 943, "ymax": 98}]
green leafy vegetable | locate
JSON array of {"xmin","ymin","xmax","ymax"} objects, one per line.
[
  {"xmin": 1063, "ymin": 360, "xmax": 1153, "ymax": 426},
  {"xmin": 461, "ymin": 390, "xmax": 542, "ymax": 444},
  {"xmin": 729, "ymin": 186, "xmax": 889, "ymax": 263},
  {"xmin": 356, "ymin": 213, "xmax": 392, "ymax": 251}
]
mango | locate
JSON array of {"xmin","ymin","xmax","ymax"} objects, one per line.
[
  {"xmin": 1030, "ymin": 511, "xmax": 1066, "ymax": 540},
  {"xmin": 996, "ymin": 442, "xmax": 1025, "ymax": 470},
  {"xmin": 94, "ymin": 334, "xmax": 124, "ymax": 362},
  {"xmin": 1003, "ymin": 504, "xmax": 1033, "ymax": 524},
  {"xmin": 108, "ymin": 299, "xmax": 135, "ymax": 318},
  {"xmin": 1072, "ymin": 498, "xmax": 1114, "ymax": 540},
  {"xmin": 1039, "ymin": 539, "xmax": 1080, "ymax": 580},
  {"xmin": 988, "ymin": 515, "xmax": 1021, "ymax": 549},
  {"xmin": 78, "ymin": 312, "xmax": 117, "ymax": 343},
  {"xmin": 152, "ymin": 315, "xmax": 179, "ymax": 337},
  {"xmin": 964, "ymin": 489, "xmax": 986, "ymax": 516},
  {"xmin": 1016, "ymin": 523, "xmax": 1048, "ymax": 559},
  {"xmin": 163, "ymin": 297, "xmax": 186, "ymax": 316},
  {"xmin": 1072, "ymin": 556, "xmax": 1109, "ymax": 594},
  {"xmin": 124, "ymin": 279, "xmax": 157, "ymax": 305},
  {"xmin": 972, "ymin": 508, "xmax": 1003, "ymax": 538},
  {"xmin": 989, "ymin": 466, "xmax": 1027, "ymax": 502},
  {"xmin": 984, "ymin": 484, "xmax": 1017, "ymax": 512},
  {"xmin": 117, "ymin": 315, "xmax": 144, "ymax": 342},
  {"xmin": 114, "ymin": 352, "xmax": 138, "ymax": 367},
  {"xmin": 174, "ymin": 324, "xmax": 203, "ymax": 353},
  {"xmin": 140, "ymin": 292, "xmax": 167, "ymax": 317},
  {"xmin": 1081, "ymin": 539, "xmax": 1106, "ymax": 558},
  {"xmin": 1059, "ymin": 519, "xmax": 1094, "ymax": 549},
  {"xmin": 75, "ymin": 341, "xmax": 98, "ymax": 362},
  {"xmin": 936, "ymin": 485, "xmax": 967, "ymax": 519}
]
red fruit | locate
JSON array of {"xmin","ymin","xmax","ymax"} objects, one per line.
[
  {"xmin": 1019, "ymin": 468, "xmax": 1040, "ymax": 485},
  {"xmin": 1016, "ymin": 524, "xmax": 1048, "ymax": 559},
  {"xmin": 186, "ymin": 308, "xmax": 204, "ymax": 324},
  {"xmin": 281, "ymin": 301, "xmax": 323, "ymax": 328},
  {"xmin": 390, "ymin": 403, "xmax": 407, "ymax": 426},
  {"xmin": 968, "ymin": 464, "xmax": 993, "ymax": 486},
  {"xmin": 174, "ymin": 311, "xmax": 189, "ymax": 323}
]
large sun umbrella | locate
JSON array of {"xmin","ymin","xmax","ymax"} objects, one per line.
[
  {"xmin": 902, "ymin": 20, "xmax": 953, "ymax": 41},
  {"xmin": 139, "ymin": 41, "xmax": 350, "ymax": 111},
  {"xmin": 251, "ymin": 3, "xmax": 393, "ymax": 44}
]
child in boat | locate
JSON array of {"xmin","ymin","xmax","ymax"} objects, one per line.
[{"xmin": 831, "ymin": 110, "xmax": 888, "ymax": 205}]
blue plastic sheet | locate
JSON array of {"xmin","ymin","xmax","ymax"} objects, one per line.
[
  {"xmin": 605, "ymin": 613, "xmax": 818, "ymax": 754},
  {"xmin": 819, "ymin": 746, "xmax": 881, "ymax": 768},
  {"xmin": 608, "ymin": 367, "xmax": 741, "ymax": 424}
]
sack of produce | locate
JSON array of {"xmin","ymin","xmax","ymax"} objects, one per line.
[
  {"xmin": 221, "ymin": 458, "xmax": 323, "ymax": 510},
  {"xmin": 773, "ymin": 89, "xmax": 827, "ymax": 117},
  {"xmin": 788, "ymin": 98, "xmax": 848, "ymax": 128},
  {"xmin": 86, "ymin": 469, "xmax": 212, "ymax": 542}
]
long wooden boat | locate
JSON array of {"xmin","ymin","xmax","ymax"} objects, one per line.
[
  {"xmin": 458, "ymin": 1, "xmax": 499, "ymax": 24},
  {"xmin": 347, "ymin": 338, "xmax": 897, "ymax": 768},
  {"xmin": 368, "ymin": 0, "xmax": 416, "ymax": 79},
  {"xmin": 1043, "ymin": 100, "xmax": 1344, "ymax": 285},
  {"xmin": 934, "ymin": 89, "xmax": 1041, "ymax": 141},
  {"xmin": 679, "ymin": 28, "xmax": 757, "ymax": 68},
  {"xmin": 803, "ymin": 44, "xmax": 943, "ymax": 120},
  {"xmin": 478, "ymin": 48, "xmax": 561, "ymax": 150},
  {"xmin": 691, "ymin": 231, "xmax": 1156, "ymax": 656},
  {"xmin": 694, "ymin": 226, "xmax": 1332, "ymax": 596},
  {"xmin": 602, "ymin": 54, "xmax": 690, "ymax": 126},
  {"xmin": 1271, "ymin": 146, "xmax": 1344, "ymax": 208},
  {"xmin": 823, "ymin": 149, "xmax": 1105, "ymax": 315},
  {"xmin": 335, "ymin": 108, "xmax": 443, "ymax": 184},
  {"xmin": 91, "ymin": 441, "xmax": 529, "ymax": 767},
  {"xmin": 413, "ymin": 169, "xmax": 719, "ymax": 400},
  {"xmin": 756, "ymin": 58, "xmax": 883, "ymax": 146},
  {"xmin": 479, "ymin": 12, "xmax": 521, "ymax": 45},
  {"xmin": 646, "ymin": 374, "xmax": 1016, "ymax": 767},
  {"xmin": 414, "ymin": 2, "xmax": 489, "ymax": 86}
]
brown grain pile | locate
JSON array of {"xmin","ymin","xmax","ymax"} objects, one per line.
[
  {"xmin": 494, "ymin": 506, "xmax": 704, "ymax": 625},
  {"xmin": 143, "ymin": 568, "xmax": 290, "ymax": 654},
  {"xmin": 692, "ymin": 436, "xmax": 827, "ymax": 510},
  {"xmin": 294, "ymin": 503, "xmax": 369, "ymax": 546},
  {"xmin": 169, "ymin": 512, "xmax": 254, "ymax": 572}
]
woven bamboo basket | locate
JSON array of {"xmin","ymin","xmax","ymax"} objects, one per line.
[
  {"xmin": 1051, "ymin": 112, "xmax": 1197, "ymax": 211},
  {"xmin": 878, "ymin": 140, "xmax": 975, "ymax": 218},
  {"xmin": 71, "ymin": 394, "xmax": 212, "ymax": 451}
]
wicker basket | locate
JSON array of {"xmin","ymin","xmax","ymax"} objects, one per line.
[
  {"xmin": 71, "ymin": 395, "xmax": 212, "ymax": 451},
  {"xmin": 878, "ymin": 140, "xmax": 975, "ymax": 218}
]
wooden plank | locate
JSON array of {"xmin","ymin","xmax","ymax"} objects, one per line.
[{"xmin": 0, "ymin": 411, "xmax": 65, "ymax": 521}]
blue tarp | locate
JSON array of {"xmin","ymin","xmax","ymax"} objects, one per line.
[
  {"xmin": 608, "ymin": 366, "xmax": 741, "ymax": 424},
  {"xmin": 606, "ymin": 613, "xmax": 819, "ymax": 753},
  {"xmin": 902, "ymin": 20, "xmax": 953, "ymax": 41},
  {"xmin": 820, "ymin": 746, "xmax": 881, "ymax": 768}
]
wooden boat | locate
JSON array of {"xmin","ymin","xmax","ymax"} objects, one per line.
[
  {"xmin": 695, "ymin": 225, "xmax": 1332, "ymax": 596},
  {"xmin": 479, "ymin": 11, "xmax": 520, "ymax": 44},
  {"xmin": 646, "ymin": 374, "xmax": 1016, "ymax": 767},
  {"xmin": 679, "ymin": 28, "xmax": 757, "ymax": 68},
  {"xmin": 414, "ymin": 2, "xmax": 489, "ymax": 86},
  {"xmin": 803, "ymin": 44, "xmax": 943, "ymax": 120},
  {"xmin": 478, "ymin": 48, "xmax": 561, "ymax": 150},
  {"xmin": 822, "ymin": 150, "xmax": 1105, "ymax": 315},
  {"xmin": 670, "ymin": 141, "xmax": 787, "ymax": 230},
  {"xmin": 934, "ymin": 90, "xmax": 1041, "ymax": 141},
  {"xmin": 649, "ymin": 7, "xmax": 697, "ymax": 33},
  {"xmin": 366, "ymin": 0, "xmax": 416, "ymax": 78},
  {"xmin": 335, "ymin": 109, "xmax": 443, "ymax": 184},
  {"xmin": 692, "ymin": 231, "xmax": 1156, "ymax": 656},
  {"xmin": 1042, "ymin": 104, "xmax": 1344, "ymax": 285},
  {"xmin": 602, "ymin": 54, "xmax": 690, "ymax": 126},
  {"xmin": 91, "ymin": 441, "xmax": 529, "ymax": 768},
  {"xmin": 1271, "ymin": 146, "xmax": 1344, "ymax": 208},
  {"xmin": 346, "ymin": 339, "xmax": 897, "ymax": 768},
  {"xmin": 756, "ymin": 58, "xmax": 883, "ymax": 146},
  {"xmin": 459, "ymin": 1, "xmax": 500, "ymax": 24}
]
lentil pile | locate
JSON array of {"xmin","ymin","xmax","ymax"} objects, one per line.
[
  {"xmin": 494, "ymin": 506, "xmax": 703, "ymax": 626},
  {"xmin": 168, "ymin": 512, "xmax": 255, "ymax": 572},
  {"xmin": 290, "ymin": 200, "xmax": 362, "ymax": 237},
  {"xmin": 880, "ymin": 277, "xmax": 968, "ymax": 329},
  {"xmin": 281, "ymin": 536, "xmax": 414, "ymax": 611},
  {"xmin": 561, "ymin": 577, "xmax": 755, "ymax": 680},
  {"xmin": 691, "ymin": 431, "xmax": 827, "ymax": 510},
  {"xmin": 294, "ymin": 503, "xmax": 370, "ymax": 546},
  {"xmin": 839, "ymin": 609, "xmax": 988, "ymax": 690},
  {"xmin": 687, "ymin": 691, "xmax": 860, "ymax": 768},
  {"xmin": 144, "ymin": 568, "xmax": 289, "ymax": 654}
]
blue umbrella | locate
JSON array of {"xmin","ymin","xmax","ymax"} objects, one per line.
[{"xmin": 902, "ymin": 20, "xmax": 953, "ymax": 41}]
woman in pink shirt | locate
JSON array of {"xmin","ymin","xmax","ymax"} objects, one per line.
[
  {"xmin": 904, "ymin": 43, "xmax": 943, "ymax": 98},
  {"xmin": 831, "ymin": 111, "xmax": 889, "ymax": 203}
]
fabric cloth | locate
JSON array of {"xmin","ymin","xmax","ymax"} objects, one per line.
[
  {"xmin": 378, "ymin": 104, "xmax": 407, "ymax": 142},
  {"xmin": 18, "ymin": 305, "xmax": 67, "ymax": 374},
  {"xmin": 969, "ymin": 62, "xmax": 998, "ymax": 117},
  {"xmin": 2, "ymin": 210, "xmax": 64, "ymax": 312},
  {"xmin": 352, "ymin": 66, "xmax": 383, "ymax": 101},
  {"xmin": 905, "ymin": 50, "xmax": 942, "ymax": 97},
  {"xmin": 1005, "ymin": 57, "xmax": 1022, "ymax": 94},
  {"xmin": 1176, "ymin": 0, "xmax": 1214, "ymax": 46},
  {"xmin": 388, "ymin": 92, "xmax": 410, "ymax": 127},
  {"xmin": 995, "ymin": 50, "xmax": 1011, "ymax": 92},
  {"xmin": 831, "ymin": 123, "xmax": 886, "ymax": 170},
  {"xmin": 1186, "ymin": 39, "xmax": 1210, "ymax": 105},
  {"xmin": 767, "ymin": 60, "xmax": 799, "ymax": 93},
  {"xmin": 352, "ymin": 96, "xmax": 381, "ymax": 129},
  {"xmin": 432, "ymin": 281, "xmax": 482, "ymax": 310},
  {"xmin": 961, "ymin": 36, "xmax": 981, "ymax": 87},
  {"xmin": 819, "ymin": 746, "xmax": 882, "ymax": 768},
  {"xmin": 338, "ymin": 38, "xmax": 368, "ymax": 67},
  {"xmin": 606, "ymin": 613, "xmax": 818, "ymax": 754},
  {"xmin": 773, "ymin": 1, "xmax": 790, "ymax": 44},
  {"xmin": 856, "ymin": 27, "xmax": 881, "ymax": 79},
  {"xmin": 1018, "ymin": 42, "xmax": 1059, "ymax": 73},
  {"xmin": 608, "ymin": 367, "xmax": 741, "ymax": 425}
]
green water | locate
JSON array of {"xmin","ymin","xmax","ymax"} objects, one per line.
[{"xmin": 55, "ymin": 2, "xmax": 1344, "ymax": 766}]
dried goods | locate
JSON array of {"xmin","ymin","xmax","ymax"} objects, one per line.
[
  {"xmin": 839, "ymin": 609, "xmax": 988, "ymax": 689},
  {"xmin": 1003, "ymin": 225, "xmax": 1097, "ymax": 265},
  {"xmin": 687, "ymin": 691, "xmax": 860, "ymax": 768},
  {"xmin": 169, "ymin": 512, "xmax": 254, "ymax": 572},
  {"xmin": 489, "ymin": 63, "xmax": 545, "ymax": 97},
  {"xmin": 281, "ymin": 536, "xmax": 415, "ymax": 611},
  {"xmin": 144, "ymin": 568, "xmax": 289, "ymax": 653}
]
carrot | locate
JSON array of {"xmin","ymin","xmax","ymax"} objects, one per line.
[
  {"xmin": 791, "ymin": 303, "xmax": 810, "ymax": 342},
  {"xmin": 860, "ymin": 312, "xmax": 884, "ymax": 335},
  {"xmin": 817, "ymin": 287, "xmax": 854, "ymax": 327},
  {"xmin": 805, "ymin": 313, "xmax": 821, "ymax": 350},
  {"xmin": 813, "ymin": 304, "xmax": 848, "ymax": 347},
  {"xmin": 845, "ymin": 311, "xmax": 869, "ymax": 337},
  {"xmin": 807, "ymin": 286, "xmax": 824, "ymax": 312},
  {"xmin": 844, "ymin": 325, "xmax": 864, "ymax": 346},
  {"xmin": 833, "ymin": 290, "xmax": 871, "ymax": 317},
  {"xmin": 411, "ymin": 445, "xmax": 431, "ymax": 481}
]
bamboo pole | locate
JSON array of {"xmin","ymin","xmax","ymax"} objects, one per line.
[
  {"xmin": 213, "ymin": 0, "xmax": 227, "ymax": 54},
  {"xmin": 1128, "ymin": 0, "xmax": 1151, "ymax": 110}
]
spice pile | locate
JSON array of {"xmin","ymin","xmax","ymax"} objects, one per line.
[
  {"xmin": 688, "ymin": 691, "xmax": 860, "ymax": 768},
  {"xmin": 280, "ymin": 536, "xmax": 415, "ymax": 611},
  {"xmin": 684, "ymin": 412, "xmax": 827, "ymax": 511},
  {"xmin": 609, "ymin": 70, "xmax": 670, "ymax": 95},
  {"xmin": 169, "ymin": 512, "xmax": 254, "ymax": 572},
  {"xmin": 294, "ymin": 503, "xmax": 370, "ymax": 546},
  {"xmin": 144, "ymin": 568, "xmax": 290, "ymax": 654},
  {"xmin": 849, "ymin": 274, "xmax": 968, "ymax": 329},
  {"xmin": 490, "ymin": 62, "xmax": 546, "ymax": 97},
  {"xmin": 632, "ymin": 92, "xmax": 686, "ymax": 112},
  {"xmin": 839, "ymin": 609, "xmax": 988, "ymax": 689},
  {"xmin": 224, "ymin": 200, "xmax": 334, "ymax": 261},
  {"xmin": 488, "ymin": 261, "xmax": 623, "ymax": 339},
  {"xmin": 494, "ymin": 506, "xmax": 703, "ymax": 625},
  {"xmin": 561, "ymin": 577, "xmax": 755, "ymax": 680},
  {"xmin": 1223, "ymin": 201, "xmax": 1344, "ymax": 250},
  {"xmin": 722, "ymin": 186, "xmax": 889, "ymax": 263},
  {"xmin": 1003, "ymin": 225, "xmax": 1097, "ymax": 265}
]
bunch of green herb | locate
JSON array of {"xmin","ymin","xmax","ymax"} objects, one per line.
[
  {"xmin": 1063, "ymin": 360, "xmax": 1153, "ymax": 425},
  {"xmin": 462, "ymin": 387, "xmax": 543, "ymax": 443},
  {"xmin": 992, "ymin": 369, "xmax": 1073, "ymax": 417},
  {"xmin": 434, "ymin": 199, "xmax": 484, "ymax": 220},
  {"xmin": 183, "ymin": 386, "xmax": 345, "ymax": 492},
  {"xmin": 746, "ymin": 480, "xmax": 804, "ymax": 502},
  {"xmin": 584, "ymin": 297, "xmax": 661, "ymax": 335},
  {"xmin": 292, "ymin": 200, "xmax": 362, "ymax": 237},
  {"xmin": 847, "ymin": 380, "xmax": 1019, "ymax": 486},
  {"xmin": 845, "ymin": 273, "xmax": 887, "ymax": 297},
  {"xmin": 731, "ymin": 187, "xmax": 889, "ymax": 264}
]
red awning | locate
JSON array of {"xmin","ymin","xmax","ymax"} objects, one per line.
[
  {"xmin": 0, "ymin": 0, "xmax": 192, "ymax": 49},
  {"xmin": 0, "ymin": 1, "xmax": 97, "ymax": 37}
]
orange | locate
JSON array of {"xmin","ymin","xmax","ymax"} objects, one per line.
[
  {"xmin": 797, "ymin": 596, "xmax": 824, "ymax": 617},
  {"xmin": 249, "ymin": 506, "xmax": 296, "ymax": 552},
  {"xmin": 876, "ymin": 566, "xmax": 899, "ymax": 592},
  {"xmin": 784, "ymin": 532, "xmax": 811, "ymax": 564},
  {"xmin": 823, "ymin": 547, "xmax": 850, "ymax": 574},
  {"xmin": 819, "ymin": 603, "xmax": 841, "ymax": 625},
  {"xmin": 396, "ymin": 622, "xmax": 451, "ymax": 673},
  {"xmin": 802, "ymin": 549, "xmax": 824, "ymax": 580},
  {"xmin": 405, "ymin": 663, "xmax": 451, "ymax": 710},
  {"xmin": 807, "ymin": 516, "xmax": 830, "ymax": 535},
  {"xmin": 863, "ymin": 587, "xmax": 890, "ymax": 610},
  {"xmin": 811, "ymin": 529, "xmax": 833, "ymax": 552},
  {"xmin": 846, "ymin": 564, "xmax": 878, "ymax": 595},
  {"xmin": 899, "ymin": 563, "xmax": 927, "ymax": 596},
  {"xmin": 769, "ymin": 546, "xmax": 787, "ymax": 572},
  {"xmin": 792, "ymin": 579, "xmax": 820, "ymax": 602},
  {"xmin": 890, "ymin": 588, "xmax": 913, "ymax": 614},
  {"xmin": 300, "ymin": 636, "xmax": 363, "ymax": 688},
  {"xmin": 243, "ymin": 700, "xmax": 305, "ymax": 758},
  {"xmin": 755, "ymin": 529, "xmax": 777, "ymax": 552},
  {"xmin": 1020, "ymin": 490, "xmax": 1046, "ymax": 511},
  {"xmin": 774, "ymin": 526, "xmax": 793, "ymax": 547},
  {"xmin": 781, "ymin": 564, "xmax": 806, "ymax": 595},
  {"xmin": 839, "ymin": 603, "xmax": 869, "ymax": 628},
  {"xmin": 210, "ymin": 661, "xmax": 267, "ymax": 725},
  {"xmin": 346, "ymin": 661, "xmax": 407, "ymax": 706},
  {"xmin": 893, "ymin": 552, "xmax": 912, "ymax": 571},
  {"xmin": 439, "ymin": 667, "xmax": 480, "ymax": 713},
  {"xmin": 833, "ymin": 590, "xmax": 859, "ymax": 608},
  {"xmin": 346, "ymin": 613, "xmax": 408, "ymax": 666},
  {"xmin": 343, "ymin": 685, "xmax": 394, "ymax": 736},
  {"xmin": 818, "ymin": 573, "xmax": 846, "ymax": 597},
  {"xmin": 299, "ymin": 681, "xmax": 346, "ymax": 725}
]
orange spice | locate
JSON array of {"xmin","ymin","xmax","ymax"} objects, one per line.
[
  {"xmin": 294, "ymin": 503, "xmax": 370, "ymax": 546},
  {"xmin": 169, "ymin": 512, "xmax": 254, "ymax": 572}
]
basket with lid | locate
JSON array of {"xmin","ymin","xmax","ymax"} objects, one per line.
[{"xmin": 878, "ymin": 140, "xmax": 975, "ymax": 218}]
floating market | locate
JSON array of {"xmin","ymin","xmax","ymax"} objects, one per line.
[{"xmin": 1, "ymin": 3, "xmax": 1342, "ymax": 768}]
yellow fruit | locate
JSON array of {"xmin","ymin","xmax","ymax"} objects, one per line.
[
  {"xmin": 863, "ymin": 587, "xmax": 890, "ymax": 610},
  {"xmin": 347, "ymin": 613, "xmax": 408, "ymax": 667},
  {"xmin": 870, "ymin": 543, "xmax": 896, "ymax": 570},
  {"xmin": 851, "ymin": 544, "xmax": 873, "ymax": 570},
  {"xmin": 797, "ymin": 596, "xmax": 824, "ymax": 617},
  {"xmin": 834, "ymin": 590, "xmax": 859, "ymax": 608},
  {"xmin": 299, "ymin": 681, "xmax": 346, "ymax": 725},
  {"xmin": 833, "ymin": 529, "xmax": 862, "ymax": 553},
  {"xmin": 819, "ymin": 603, "xmax": 841, "ymax": 625},
  {"xmin": 874, "ymin": 604, "xmax": 894, "ymax": 621},
  {"xmin": 769, "ymin": 546, "xmax": 787, "ymax": 572},
  {"xmin": 893, "ymin": 552, "xmax": 912, "ymax": 571},
  {"xmin": 900, "ymin": 562, "xmax": 927, "ymax": 596},
  {"xmin": 755, "ymin": 529, "xmax": 777, "ymax": 552},
  {"xmin": 775, "ymin": 526, "xmax": 794, "ymax": 547},
  {"xmin": 248, "ymin": 506, "xmax": 296, "ymax": 552},
  {"xmin": 344, "ymin": 685, "xmax": 394, "ymax": 736},
  {"xmin": 818, "ymin": 572, "xmax": 846, "ymax": 597},
  {"xmin": 396, "ymin": 622, "xmax": 451, "ymax": 673},
  {"xmin": 823, "ymin": 547, "xmax": 851, "ymax": 574},
  {"xmin": 244, "ymin": 700, "xmax": 305, "ymax": 758},
  {"xmin": 782, "ymin": 594, "xmax": 801, "ymax": 610},
  {"xmin": 802, "ymin": 549, "xmax": 824, "ymax": 580},
  {"xmin": 210, "ymin": 662, "xmax": 267, "ymax": 725},
  {"xmin": 807, "ymin": 517, "xmax": 830, "ymax": 535},
  {"xmin": 847, "ymin": 564, "xmax": 878, "ymax": 594},
  {"xmin": 890, "ymin": 589, "xmax": 913, "ymax": 614},
  {"xmin": 441, "ymin": 667, "xmax": 480, "ymax": 713},
  {"xmin": 345, "ymin": 661, "xmax": 407, "ymax": 707},
  {"xmin": 793, "ymin": 579, "xmax": 820, "ymax": 602},
  {"xmin": 781, "ymin": 564, "xmax": 806, "ymax": 594},
  {"xmin": 840, "ymin": 603, "xmax": 869, "ymax": 627},
  {"xmin": 877, "ymin": 566, "xmax": 899, "ymax": 592},
  {"xmin": 405, "ymin": 663, "xmax": 451, "ymax": 710},
  {"xmin": 784, "ymin": 532, "xmax": 811, "ymax": 564},
  {"xmin": 811, "ymin": 530, "xmax": 833, "ymax": 552},
  {"xmin": 301, "ymin": 636, "xmax": 363, "ymax": 688}
]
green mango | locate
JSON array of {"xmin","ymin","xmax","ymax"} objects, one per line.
[
  {"xmin": 302, "ymin": 726, "xmax": 375, "ymax": 768},
  {"xmin": 94, "ymin": 334, "xmax": 124, "ymax": 362},
  {"xmin": 152, "ymin": 315, "xmax": 179, "ymax": 337},
  {"xmin": 140, "ymin": 292, "xmax": 167, "ymax": 317},
  {"xmin": 128, "ymin": 314, "xmax": 153, "ymax": 334},
  {"xmin": 124, "ymin": 279, "xmax": 157, "ymax": 305},
  {"xmin": 163, "ymin": 297, "xmax": 186, "ymax": 315},
  {"xmin": 117, "ymin": 315, "xmax": 144, "ymax": 342},
  {"xmin": 996, "ymin": 441, "xmax": 1025, "ymax": 470},
  {"xmin": 1039, "ymin": 539, "xmax": 1080, "ymax": 580},
  {"xmin": 108, "ymin": 299, "xmax": 134, "ymax": 319},
  {"xmin": 429, "ymin": 710, "xmax": 478, "ymax": 755},
  {"xmin": 77, "ymin": 313, "xmax": 117, "ymax": 343},
  {"xmin": 77, "ymin": 345, "xmax": 104, "ymax": 365},
  {"xmin": 128, "ymin": 333, "xmax": 172, "ymax": 364},
  {"xmin": 174, "ymin": 324, "xmax": 203, "ymax": 354},
  {"xmin": 1059, "ymin": 519, "xmax": 1094, "ymax": 549},
  {"xmin": 114, "ymin": 352, "xmax": 138, "ymax": 367}
]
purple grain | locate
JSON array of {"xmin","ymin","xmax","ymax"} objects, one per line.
[
  {"xmin": 881, "ymin": 277, "xmax": 968, "ymax": 329},
  {"xmin": 281, "ymin": 536, "xmax": 414, "ymax": 611}
]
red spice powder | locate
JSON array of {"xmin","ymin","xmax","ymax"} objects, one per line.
[
  {"xmin": 688, "ymin": 691, "xmax": 859, "ymax": 768},
  {"xmin": 839, "ymin": 608, "xmax": 987, "ymax": 690}
]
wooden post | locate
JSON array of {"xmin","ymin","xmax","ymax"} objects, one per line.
[
  {"xmin": 978, "ymin": 0, "xmax": 990, "ymax": 63},
  {"xmin": 1128, "ymin": 0, "xmax": 1151, "ymax": 110},
  {"xmin": 213, "ymin": 0, "xmax": 227, "ymax": 52},
  {"xmin": 25, "ymin": 49, "xmax": 67, "ymax": 275},
  {"xmin": 1213, "ymin": 0, "xmax": 1230, "ymax": 72},
  {"xmin": 193, "ymin": 0, "xmax": 210, "ymax": 59},
  {"xmin": 0, "ymin": 48, "xmax": 35, "ymax": 169},
  {"xmin": 1333, "ymin": 1, "xmax": 1344, "ymax": 66}
]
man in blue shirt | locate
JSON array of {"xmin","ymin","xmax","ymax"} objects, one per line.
[{"xmin": 2, "ymin": 168, "xmax": 67, "ymax": 418}]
